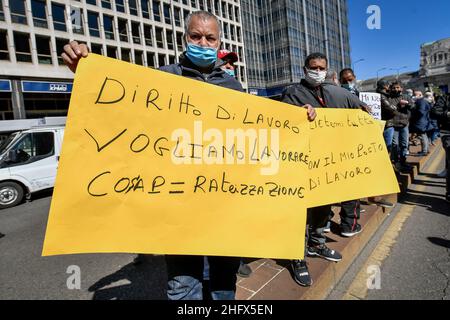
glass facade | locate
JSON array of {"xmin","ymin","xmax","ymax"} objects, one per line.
[{"xmin": 241, "ymin": 0, "xmax": 351, "ymax": 95}]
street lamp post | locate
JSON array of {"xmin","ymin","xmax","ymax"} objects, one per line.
[
  {"xmin": 352, "ymin": 59, "xmax": 365, "ymax": 73},
  {"xmin": 376, "ymin": 67, "xmax": 388, "ymax": 82},
  {"xmin": 390, "ymin": 66, "xmax": 408, "ymax": 80}
]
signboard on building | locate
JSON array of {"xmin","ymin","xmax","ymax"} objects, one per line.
[{"xmin": 21, "ymin": 81, "xmax": 73, "ymax": 93}]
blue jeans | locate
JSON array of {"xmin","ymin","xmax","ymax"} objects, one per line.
[
  {"xmin": 383, "ymin": 127, "xmax": 395, "ymax": 154},
  {"xmin": 392, "ymin": 126, "xmax": 409, "ymax": 163},
  {"xmin": 166, "ymin": 255, "xmax": 240, "ymax": 300}
]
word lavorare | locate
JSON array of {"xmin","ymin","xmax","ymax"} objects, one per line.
[
  {"xmin": 86, "ymin": 171, "xmax": 305, "ymax": 199},
  {"xmin": 84, "ymin": 121, "xmax": 287, "ymax": 175}
]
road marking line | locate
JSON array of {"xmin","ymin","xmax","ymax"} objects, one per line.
[{"xmin": 342, "ymin": 147, "xmax": 445, "ymax": 300}]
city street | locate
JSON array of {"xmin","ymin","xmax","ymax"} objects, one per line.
[{"xmin": 0, "ymin": 191, "xmax": 167, "ymax": 300}]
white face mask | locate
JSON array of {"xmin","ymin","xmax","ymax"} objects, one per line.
[{"xmin": 305, "ymin": 68, "xmax": 327, "ymax": 86}]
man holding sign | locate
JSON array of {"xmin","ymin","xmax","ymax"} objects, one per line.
[
  {"xmin": 61, "ymin": 11, "xmax": 316, "ymax": 300},
  {"xmin": 282, "ymin": 53, "xmax": 368, "ymax": 287}
]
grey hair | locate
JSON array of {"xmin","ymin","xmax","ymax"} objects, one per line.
[{"xmin": 184, "ymin": 11, "xmax": 222, "ymax": 39}]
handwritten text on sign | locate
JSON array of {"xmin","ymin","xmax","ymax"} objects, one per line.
[
  {"xmin": 42, "ymin": 54, "xmax": 399, "ymax": 260},
  {"xmin": 306, "ymin": 109, "xmax": 399, "ymax": 208},
  {"xmin": 42, "ymin": 54, "xmax": 311, "ymax": 260}
]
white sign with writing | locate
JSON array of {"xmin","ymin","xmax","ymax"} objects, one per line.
[{"xmin": 359, "ymin": 92, "xmax": 381, "ymax": 120}]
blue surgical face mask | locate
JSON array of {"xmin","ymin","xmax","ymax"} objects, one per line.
[
  {"xmin": 186, "ymin": 43, "xmax": 218, "ymax": 68},
  {"xmin": 224, "ymin": 69, "xmax": 235, "ymax": 77}
]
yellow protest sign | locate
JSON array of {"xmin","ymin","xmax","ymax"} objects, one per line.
[
  {"xmin": 42, "ymin": 54, "xmax": 311, "ymax": 260},
  {"xmin": 305, "ymin": 109, "xmax": 400, "ymax": 207},
  {"xmin": 42, "ymin": 54, "xmax": 399, "ymax": 260}
]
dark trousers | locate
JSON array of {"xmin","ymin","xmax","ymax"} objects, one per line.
[
  {"xmin": 165, "ymin": 255, "xmax": 240, "ymax": 300},
  {"xmin": 442, "ymin": 135, "xmax": 450, "ymax": 196},
  {"xmin": 339, "ymin": 200, "xmax": 361, "ymax": 230},
  {"xmin": 306, "ymin": 205, "xmax": 331, "ymax": 249}
]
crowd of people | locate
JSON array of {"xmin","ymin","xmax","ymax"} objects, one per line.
[{"xmin": 60, "ymin": 10, "xmax": 450, "ymax": 300}]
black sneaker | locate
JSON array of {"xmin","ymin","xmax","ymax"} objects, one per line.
[
  {"xmin": 133, "ymin": 254, "xmax": 146, "ymax": 265},
  {"xmin": 291, "ymin": 260, "xmax": 312, "ymax": 287},
  {"xmin": 307, "ymin": 245, "xmax": 342, "ymax": 262},
  {"xmin": 237, "ymin": 263, "xmax": 252, "ymax": 278},
  {"xmin": 341, "ymin": 223, "xmax": 363, "ymax": 237}
]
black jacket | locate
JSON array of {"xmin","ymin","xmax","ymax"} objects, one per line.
[
  {"xmin": 387, "ymin": 94, "xmax": 411, "ymax": 128},
  {"xmin": 281, "ymin": 79, "xmax": 364, "ymax": 109},
  {"xmin": 158, "ymin": 55, "xmax": 243, "ymax": 92},
  {"xmin": 377, "ymin": 88, "xmax": 409, "ymax": 128},
  {"xmin": 431, "ymin": 94, "xmax": 450, "ymax": 126}
]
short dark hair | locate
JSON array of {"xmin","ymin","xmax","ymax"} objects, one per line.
[
  {"xmin": 390, "ymin": 81, "xmax": 402, "ymax": 88},
  {"xmin": 339, "ymin": 68, "xmax": 354, "ymax": 79},
  {"xmin": 304, "ymin": 52, "xmax": 328, "ymax": 68}
]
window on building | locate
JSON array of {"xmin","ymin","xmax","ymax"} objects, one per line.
[
  {"xmin": 141, "ymin": 0, "xmax": 150, "ymax": 19},
  {"xmin": 135, "ymin": 50, "xmax": 143, "ymax": 65},
  {"xmin": 55, "ymin": 38, "xmax": 69, "ymax": 65},
  {"xmin": 143, "ymin": 24, "xmax": 153, "ymax": 46},
  {"xmin": 0, "ymin": 0, "xmax": 5, "ymax": 21},
  {"xmin": 88, "ymin": 11, "xmax": 100, "ymax": 37},
  {"xmin": 158, "ymin": 53, "xmax": 165, "ymax": 67},
  {"xmin": 52, "ymin": 3, "xmax": 66, "ymax": 32},
  {"xmin": 174, "ymin": 7, "xmax": 181, "ymax": 27},
  {"xmin": 91, "ymin": 43, "xmax": 102, "ymax": 54},
  {"xmin": 191, "ymin": 0, "xmax": 196, "ymax": 8},
  {"xmin": 163, "ymin": 3, "xmax": 171, "ymax": 24},
  {"xmin": 152, "ymin": 1, "xmax": 161, "ymax": 22},
  {"xmin": 106, "ymin": 46, "xmax": 116, "ymax": 58},
  {"xmin": 31, "ymin": 0, "xmax": 48, "ymax": 28},
  {"xmin": 71, "ymin": 6, "xmax": 84, "ymax": 35},
  {"xmin": 169, "ymin": 55, "xmax": 175, "ymax": 64},
  {"xmin": 101, "ymin": 0, "xmax": 111, "ymax": 9},
  {"xmin": 121, "ymin": 48, "xmax": 131, "ymax": 62},
  {"xmin": 155, "ymin": 27, "xmax": 164, "ymax": 48},
  {"xmin": 166, "ymin": 30, "xmax": 173, "ymax": 50},
  {"xmin": 86, "ymin": 0, "xmax": 97, "ymax": 5},
  {"xmin": 146, "ymin": 52, "xmax": 155, "ymax": 67},
  {"xmin": 118, "ymin": 18, "xmax": 128, "ymax": 42},
  {"xmin": 10, "ymin": 0, "xmax": 27, "ymax": 25},
  {"xmin": 103, "ymin": 15, "xmax": 114, "ymax": 40},
  {"xmin": 176, "ymin": 32, "xmax": 183, "ymax": 52},
  {"xmin": 14, "ymin": 32, "xmax": 32, "ymax": 63},
  {"xmin": 0, "ymin": 29, "xmax": 9, "ymax": 60},
  {"xmin": 131, "ymin": 22, "xmax": 141, "ymax": 44},
  {"xmin": 35, "ymin": 35, "xmax": 52, "ymax": 64},
  {"xmin": 116, "ymin": 0, "xmax": 125, "ymax": 13},
  {"xmin": 129, "ymin": 0, "xmax": 138, "ymax": 16}
]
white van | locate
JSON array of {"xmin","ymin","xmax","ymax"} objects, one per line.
[{"xmin": 0, "ymin": 126, "xmax": 64, "ymax": 209}]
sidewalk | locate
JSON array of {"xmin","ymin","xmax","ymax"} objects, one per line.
[{"xmin": 236, "ymin": 140, "xmax": 443, "ymax": 300}]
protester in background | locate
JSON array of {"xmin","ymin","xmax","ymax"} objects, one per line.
[
  {"xmin": 339, "ymin": 68, "xmax": 360, "ymax": 96},
  {"xmin": 326, "ymin": 69, "xmax": 340, "ymax": 86},
  {"xmin": 431, "ymin": 93, "xmax": 450, "ymax": 201},
  {"xmin": 218, "ymin": 49, "xmax": 238, "ymax": 78},
  {"xmin": 426, "ymin": 92, "xmax": 440, "ymax": 145},
  {"xmin": 282, "ymin": 53, "xmax": 366, "ymax": 287},
  {"xmin": 387, "ymin": 82, "xmax": 413, "ymax": 171},
  {"xmin": 410, "ymin": 90, "xmax": 432, "ymax": 156}
]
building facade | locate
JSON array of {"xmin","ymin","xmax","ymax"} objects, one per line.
[
  {"xmin": 360, "ymin": 37, "xmax": 450, "ymax": 93},
  {"xmin": 241, "ymin": 0, "xmax": 351, "ymax": 98},
  {"xmin": 0, "ymin": 0, "xmax": 247, "ymax": 120}
]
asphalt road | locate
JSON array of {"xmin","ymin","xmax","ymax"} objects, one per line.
[
  {"xmin": 0, "ymin": 191, "xmax": 167, "ymax": 300},
  {"xmin": 329, "ymin": 145, "xmax": 450, "ymax": 300}
]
